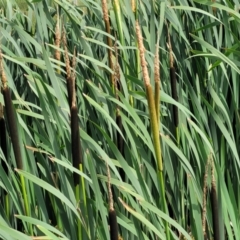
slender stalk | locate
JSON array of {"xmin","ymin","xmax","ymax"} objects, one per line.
[{"xmin": 135, "ymin": 20, "xmax": 170, "ymax": 240}]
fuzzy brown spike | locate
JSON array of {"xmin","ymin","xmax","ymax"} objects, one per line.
[
  {"xmin": 109, "ymin": 209, "xmax": 118, "ymax": 240},
  {"xmin": 2, "ymin": 88, "xmax": 22, "ymax": 169},
  {"xmin": 71, "ymin": 105, "xmax": 82, "ymax": 185},
  {"xmin": 107, "ymin": 162, "xmax": 118, "ymax": 240},
  {"xmin": 211, "ymin": 156, "xmax": 220, "ymax": 240},
  {"xmin": 0, "ymin": 104, "xmax": 8, "ymax": 176},
  {"xmin": 202, "ymin": 155, "xmax": 211, "ymax": 239},
  {"xmin": 0, "ymin": 49, "xmax": 22, "ymax": 170}
]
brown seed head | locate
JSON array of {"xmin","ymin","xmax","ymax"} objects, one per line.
[
  {"xmin": 54, "ymin": 14, "xmax": 61, "ymax": 61},
  {"xmin": 0, "ymin": 49, "xmax": 7, "ymax": 89},
  {"xmin": 62, "ymin": 27, "xmax": 71, "ymax": 80},
  {"xmin": 135, "ymin": 20, "xmax": 150, "ymax": 86},
  {"xmin": 101, "ymin": 0, "xmax": 109, "ymax": 22}
]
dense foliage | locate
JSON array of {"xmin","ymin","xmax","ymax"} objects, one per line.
[{"xmin": 0, "ymin": 0, "xmax": 240, "ymax": 239}]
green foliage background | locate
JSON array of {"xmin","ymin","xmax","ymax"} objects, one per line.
[{"xmin": 0, "ymin": 0, "xmax": 240, "ymax": 239}]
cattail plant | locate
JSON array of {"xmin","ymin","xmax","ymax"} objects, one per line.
[
  {"xmin": 63, "ymin": 28, "xmax": 84, "ymax": 238},
  {"xmin": 0, "ymin": 49, "xmax": 22, "ymax": 170},
  {"xmin": 0, "ymin": 47, "xmax": 33, "ymax": 235},
  {"xmin": 70, "ymin": 49, "xmax": 82, "ymax": 186},
  {"xmin": 63, "ymin": 29, "xmax": 82, "ymax": 185},
  {"xmin": 135, "ymin": 20, "xmax": 170, "ymax": 240}
]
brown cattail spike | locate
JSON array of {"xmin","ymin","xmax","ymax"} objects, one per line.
[
  {"xmin": 71, "ymin": 106, "xmax": 82, "ymax": 185},
  {"xmin": 202, "ymin": 155, "xmax": 211, "ymax": 239},
  {"xmin": 211, "ymin": 156, "xmax": 220, "ymax": 240},
  {"xmin": 109, "ymin": 209, "xmax": 118, "ymax": 240},
  {"xmin": 2, "ymin": 88, "xmax": 23, "ymax": 169},
  {"xmin": 0, "ymin": 49, "xmax": 23, "ymax": 169},
  {"xmin": 0, "ymin": 49, "xmax": 7, "ymax": 89},
  {"xmin": 107, "ymin": 163, "xmax": 118, "ymax": 240},
  {"xmin": 0, "ymin": 103, "xmax": 8, "ymax": 176}
]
